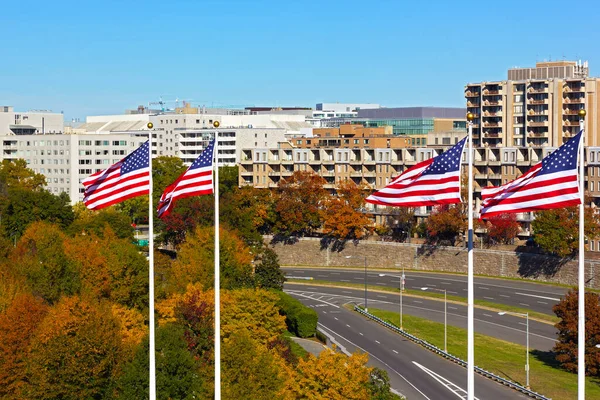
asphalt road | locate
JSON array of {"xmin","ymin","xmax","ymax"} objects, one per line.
[
  {"xmin": 283, "ymin": 267, "xmax": 569, "ymax": 315},
  {"xmin": 285, "ymin": 283, "xmax": 557, "ymax": 351},
  {"xmin": 286, "ymin": 286, "xmax": 530, "ymax": 400}
]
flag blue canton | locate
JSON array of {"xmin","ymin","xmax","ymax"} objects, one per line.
[
  {"xmin": 190, "ymin": 140, "xmax": 215, "ymax": 169},
  {"xmin": 422, "ymin": 136, "xmax": 467, "ymax": 176},
  {"xmin": 121, "ymin": 141, "xmax": 150, "ymax": 175},
  {"xmin": 539, "ymin": 131, "xmax": 581, "ymax": 175}
]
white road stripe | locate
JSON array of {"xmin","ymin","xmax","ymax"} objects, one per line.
[
  {"xmin": 499, "ymin": 294, "xmax": 510, "ymax": 298},
  {"xmin": 520, "ymin": 303, "xmax": 530, "ymax": 307},
  {"xmin": 393, "ymin": 350, "xmax": 399, "ymax": 354},
  {"xmin": 516, "ymin": 292, "xmax": 560, "ymax": 301},
  {"xmin": 484, "ymin": 297, "xmax": 494, "ymax": 300},
  {"xmin": 376, "ymin": 340, "xmax": 381, "ymax": 344},
  {"xmin": 412, "ymin": 361, "xmax": 480, "ymax": 399}
]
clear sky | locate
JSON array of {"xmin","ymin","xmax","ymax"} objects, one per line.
[{"xmin": 1, "ymin": 0, "xmax": 598, "ymax": 121}]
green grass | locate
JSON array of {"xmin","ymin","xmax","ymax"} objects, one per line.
[
  {"xmin": 289, "ymin": 279, "xmax": 559, "ymax": 324},
  {"xmin": 366, "ymin": 307, "xmax": 600, "ymax": 399},
  {"xmin": 282, "ymin": 330, "xmax": 309, "ymax": 359}
]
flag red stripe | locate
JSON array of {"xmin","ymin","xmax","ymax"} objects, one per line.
[
  {"xmin": 480, "ymin": 199, "xmax": 581, "ymax": 219},
  {"xmin": 84, "ymin": 171, "xmax": 150, "ymax": 203},
  {"xmin": 482, "ymin": 186, "xmax": 579, "ymax": 207}
]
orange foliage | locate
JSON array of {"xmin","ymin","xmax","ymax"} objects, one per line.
[
  {"xmin": 63, "ymin": 234, "xmax": 110, "ymax": 299},
  {"xmin": 110, "ymin": 304, "xmax": 147, "ymax": 356},
  {"xmin": 0, "ymin": 293, "xmax": 48, "ymax": 399}
]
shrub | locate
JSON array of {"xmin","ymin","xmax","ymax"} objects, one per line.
[{"xmin": 274, "ymin": 291, "xmax": 318, "ymax": 338}]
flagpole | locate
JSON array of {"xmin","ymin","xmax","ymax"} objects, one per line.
[
  {"xmin": 213, "ymin": 124, "xmax": 221, "ymax": 400},
  {"xmin": 578, "ymin": 109, "xmax": 586, "ymax": 400},
  {"xmin": 147, "ymin": 126, "xmax": 156, "ymax": 400},
  {"xmin": 466, "ymin": 112, "xmax": 475, "ymax": 400}
]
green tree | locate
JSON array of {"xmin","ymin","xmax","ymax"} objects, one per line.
[
  {"xmin": 0, "ymin": 159, "xmax": 46, "ymax": 191},
  {"xmin": 24, "ymin": 296, "xmax": 123, "ymax": 400},
  {"xmin": 68, "ymin": 207, "xmax": 134, "ymax": 240},
  {"xmin": 275, "ymin": 171, "xmax": 328, "ymax": 237},
  {"xmin": 553, "ymin": 290, "xmax": 600, "ymax": 376},
  {"xmin": 532, "ymin": 204, "xmax": 600, "ymax": 257},
  {"xmin": 1, "ymin": 188, "xmax": 74, "ymax": 240},
  {"xmin": 10, "ymin": 221, "xmax": 79, "ymax": 304},
  {"xmin": 255, "ymin": 247, "xmax": 286, "ymax": 290},
  {"xmin": 117, "ymin": 323, "xmax": 206, "ymax": 400},
  {"xmin": 366, "ymin": 368, "xmax": 402, "ymax": 399}
]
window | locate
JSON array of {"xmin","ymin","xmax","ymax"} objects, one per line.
[{"xmin": 591, "ymin": 181, "xmax": 595, "ymax": 192}]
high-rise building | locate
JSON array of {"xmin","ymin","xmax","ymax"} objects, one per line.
[{"xmin": 465, "ymin": 60, "xmax": 599, "ymax": 148}]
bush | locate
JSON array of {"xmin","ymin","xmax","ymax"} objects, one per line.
[{"xmin": 274, "ymin": 291, "xmax": 318, "ymax": 338}]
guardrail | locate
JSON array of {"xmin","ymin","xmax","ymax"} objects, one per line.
[{"xmin": 354, "ymin": 306, "xmax": 551, "ymax": 400}]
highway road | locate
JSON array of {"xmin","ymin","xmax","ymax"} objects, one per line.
[
  {"xmin": 286, "ymin": 283, "xmax": 556, "ymax": 351},
  {"xmin": 286, "ymin": 285, "xmax": 530, "ymax": 399},
  {"xmin": 283, "ymin": 267, "xmax": 569, "ymax": 315}
]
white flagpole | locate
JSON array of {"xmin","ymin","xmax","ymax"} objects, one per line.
[
  {"xmin": 213, "ymin": 127, "xmax": 221, "ymax": 400},
  {"xmin": 147, "ymin": 131, "xmax": 156, "ymax": 400},
  {"xmin": 466, "ymin": 113, "xmax": 475, "ymax": 400},
  {"xmin": 578, "ymin": 109, "xmax": 586, "ymax": 400}
]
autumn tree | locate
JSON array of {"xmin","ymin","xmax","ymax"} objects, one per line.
[
  {"xmin": 485, "ymin": 213, "xmax": 521, "ymax": 245},
  {"xmin": 0, "ymin": 293, "xmax": 49, "ymax": 398},
  {"xmin": 275, "ymin": 171, "xmax": 328, "ymax": 237},
  {"xmin": 381, "ymin": 206, "xmax": 416, "ymax": 242},
  {"xmin": 10, "ymin": 221, "xmax": 79, "ymax": 303},
  {"xmin": 426, "ymin": 205, "xmax": 466, "ymax": 246},
  {"xmin": 532, "ymin": 204, "xmax": 600, "ymax": 257},
  {"xmin": 553, "ymin": 290, "xmax": 600, "ymax": 376},
  {"xmin": 170, "ymin": 226, "xmax": 253, "ymax": 291},
  {"xmin": 322, "ymin": 180, "xmax": 373, "ymax": 240},
  {"xmin": 67, "ymin": 207, "xmax": 134, "ymax": 240},
  {"xmin": 158, "ymin": 196, "xmax": 214, "ymax": 247},
  {"xmin": 24, "ymin": 296, "xmax": 124, "ymax": 400}
]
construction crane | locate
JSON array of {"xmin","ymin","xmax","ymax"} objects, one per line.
[{"xmin": 148, "ymin": 96, "xmax": 183, "ymax": 112}]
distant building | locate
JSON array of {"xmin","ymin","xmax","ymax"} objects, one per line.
[{"xmin": 0, "ymin": 106, "xmax": 63, "ymax": 135}]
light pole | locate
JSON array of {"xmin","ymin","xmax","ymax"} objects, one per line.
[
  {"xmin": 379, "ymin": 271, "xmax": 405, "ymax": 330},
  {"xmin": 346, "ymin": 255, "xmax": 368, "ymax": 312},
  {"xmin": 422, "ymin": 287, "xmax": 447, "ymax": 353},
  {"xmin": 498, "ymin": 311, "xmax": 530, "ymax": 389}
]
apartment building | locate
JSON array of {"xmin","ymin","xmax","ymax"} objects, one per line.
[
  {"xmin": 0, "ymin": 132, "xmax": 148, "ymax": 204},
  {"xmin": 465, "ymin": 60, "xmax": 599, "ymax": 148}
]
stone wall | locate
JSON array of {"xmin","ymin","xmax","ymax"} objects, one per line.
[{"xmin": 268, "ymin": 237, "xmax": 600, "ymax": 289}]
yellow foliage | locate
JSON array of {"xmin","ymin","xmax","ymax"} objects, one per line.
[{"xmin": 110, "ymin": 304, "xmax": 147, "ymax": 355}]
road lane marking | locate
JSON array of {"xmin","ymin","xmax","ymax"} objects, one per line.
[
  {"xmin": 359, "ymin": 332, "xmax": 363, "ymax": 336},
  {"xmin": 354, "ymin": 278, "xmax": 363, "ymax": 280},
  {"xmin": 499, "ymin": 294, "xmax": 510, "ymax": 298},
  {"xmin": 515, "ymin": 292, "xmax": 560, "ymax": 301},
  {"xmin": 448, "ymin": 306, "xmax": 458, "ymax": 310},
  {"xmin": 342, "ymin": 291, "xmax": 352, "ymax": 294},
  {"xmin": 393, "ymin": 350, "xmax": 399, "ymax": 354},
  {"xmin": 441, "ymin": 282, "xmax": 451, "ymax": 285},
  {"xmin": 331, "ymin": 272, "xmax": 340, "ymax": 275},
  {"xmin": 375, "ymin": 340, "xmax": 381, "ymax": 344},
  {"xmin": 377, "ymin": 282, "xmax": 387, "ymax": 285},
  {"xmin": 318, "ymin": 274, "xmax": 329, "ymax": 277},
  {"xmin": 412, "ymin": 361, "xmax": 480, "ymax": 399},
  {"xmin": 377, "ymin": 295, "xmax": 388, "ymax": 298},
  {"xmin": 341, "ymin": 279, "xmax": 351, "ymax": 282},
  {"xmin": 483, "ymin": 314, "xmax": 493, "ymax": 318},
  {"xmin": 519, "ymin": 303, "xmax": 530, "ymax": 307},
  {"xmin": 317, "ymin": 323, "xmax": 431, "ymax": 400},
  {"xmin": 334, "ymin": 317, "xmax": 339, "ymax": 320},
  {"xmin": 413, "ymin": 300, "xmax": 423, "ymax": 303},
  {"xmin": 478, "ymin": 287, "xmax": 489, "ymax": 290},
  {"xmin": 537, "ymin": 301, "xmax": 548, "ymax": 305},
  {"xmin": 484, "ymin": 297, "xmax": 494, "ymax": 300},
  {"xmin": 447, "ymin": 291, "xmax": 457, "ymax": 294},
  {"xmin": 346, "ymin": 324, "xmax": 351, "ymax": 328}
]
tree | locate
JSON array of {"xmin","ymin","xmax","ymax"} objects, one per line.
[
  {"xmin": 485, "ymin": 213, "xmax": 520, "ymax": 245},
  {"xmin": 0, "ymin": 159, "xmax": 46, "ymax": 191},
  {"xmin": 382, "ymin": 207, "xmax": 415, "ymax": 242},
  {"xmin": 24, "ymin": 296, "xmax": 124, "ymax": 400},
  {"xmin": 158, "ymin": 196, "xmax": 214, "ymax": 247},
  {"xmin": 275, "ymin": 171, "xmax": 328, "ymax": 237},
  {"xmin": 170, "ymin": 226, "xmax": 253, "ymax": 291},
  {"xmin": 553, "ymin": 290, "xmax": 600, "ymax": 376},
  {"xmin": 0, "ymin": 188, "xmax": 74, "ymax": 240},
  {"xmin": 0, "ymin": 293, "xmax": 48, "ymax": 399},
  {"xmin": 322, "ymin": 180, "xmax": 373, "ymax": 240},
  {"xmin": 10, "ymin": 221, "xmax": 79, "ymax": 304},
  {"xmin": 366, "ymin": 368, "xmax": 401, "ymax": 400},
  {"xmin": 255, "ymin": 247, "xmax": 286, "ymax": 290},
  {"xmin": 222, "ymin": 330, "xmax": 285, "ymax": 399},
  {"xmin": 532, "ymin": 204, "xmax": 600, "ymax": 257},
  {"xmin": 116, "ymin": 323, "xmax": 206, "ymax": 400},
  {"xmin": 68, "ymin": 207, "xmax": 134, "ymax": 240},
  {"xmin": 426, "ymin": 205, "xmax": 466, "ymax": 246}
]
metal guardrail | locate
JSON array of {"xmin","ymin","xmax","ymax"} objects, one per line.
[{"xmin": 354, "ymin": 306, "xmax": 551, "ymax": 400}]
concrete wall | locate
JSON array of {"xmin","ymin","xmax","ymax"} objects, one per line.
[{"xmin": 269, "ymin": 237, "xmax": 600, "ymax": 289}]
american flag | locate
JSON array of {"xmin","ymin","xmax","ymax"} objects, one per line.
[
  {"xmin": 366, "ymin": 136, "xmax": 467, "ymax": 207},
  {"xmin": 157, "ymin": 139, "xmax": 215, "ymax": 218},
  {"xmin": 480, "ymin": 130, "xmax": 582, "ymax": 219},
  {"xmin": 82, "ymin": 141, "xmax": 150, "ymax": 210}
]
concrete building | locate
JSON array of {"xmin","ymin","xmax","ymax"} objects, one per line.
[{"xmin": 0, "ymin": 106, "xmax": 64, "ymax": 135}]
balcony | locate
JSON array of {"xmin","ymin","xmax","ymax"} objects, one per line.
[
  {"xmin": 528, "ymin": 99, "xmax": 547, "ymax": 105},
  {"xmin": 528, "ymin": 110, "xmax": 547, "ymax": 116},
  {"xmin": 483, "ymin": 122, "xmax": 501, "ymax": 128},
  {"xmin": 563, "ymin": 109, "xmax": 582, "ymax": 115},
  {"xmin": 517, "ymin": 160, "xmax": 531, "ymax": 166},
  {"xmin": 483, "ymin": 111, "xmax": 503, "ymax": 117},
  {"xmin": 488, "ymin": 159, "xmax": 501, "ymax": 165},
  {"xmin": 527, "ymin": 121, "xmax": 548, "ymax": 127},
  {"xmin": 528, "ymin": 87, "xmax": 547, "ymax": 93},
  {"xmin": 240, "ymin": 170, "xmax": 253, "ymax": 176},
  {"xmin": 350, "ymin": 172, "xmax": 363, "ymax": 177},
  {"xmin": 474, "ymin": 159, "xmax": 487, "ymax": 166},
  {"xmin": 484, "ymin": 133, "xmax": 500, "ymax": 138},
  {"xmin": 528, "ymin": 132, "xmax": 548, "ymax": 137},
  {"xmin": 467, "ymin": 101, "xmax": 480, "ymax": 108},
  {"xmin": 483, "ymin": 89, "xmax": 501, "ymax": 95},
  {"xmin": 240, "ymin": 158, "xmax": 253, "ymax": 164},
  {"xmin": 564, "ymin": 97, "xmax": 584, "ymax": 104},
  {"xmin": 483, "ymin": 100, "xmax": 502, "ymax": 106},
  {"xmin": 474, "ymin": 173, "xmax": 487, "ymax": 179},
  {"xmin": 563, "ymin": 120, "xmax": 581, "ymax": 127},
  {"xmin": 564, "ymin": 86, "xmax": 584, "ymax": 93},
  {"xmin": 465, "ymin": 91, "xmax": 480, "ymax": 97}
]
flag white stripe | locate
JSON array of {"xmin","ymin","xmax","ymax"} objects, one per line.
[
  {"xmin": 168, "ymin": 183, "xmax": 213, "ymax": 199},
  {"xmin": 373, "ymin": 174, "xmax": 461, "ymax": 195},
  {"xmin": 368, "ymin": 192, "xmax": 461, "ymax": 204},
  {"xmin": 481, "ymin": 175, "xmax": 578, "ymax": 205},
  {"xmin": 84, "ymin": 169, "xmax": 150, "ymax": 202},
  {"xmin": 481, "ymin": 165, "xmax": 541, "ymax": 198},
  {"xmin": 82, "ymin": 167, "xmax": 121, "ymax": 186},
  {"xmin": 85, "ymin": 184, "xmax": 150, "ymax": 209},
  {"xmin": 481, "ymin": 193, "xmax": 580, "ymax": 214}
]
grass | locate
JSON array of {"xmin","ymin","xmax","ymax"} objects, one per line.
[
  {"xmin": 365, "ymin": 307, "xmax": 600, "ymax": 399},
  {"xmin": 288, "ymin": 279, "xmax": 560, "ymax": 324},
  {"xmin": 282, "ymin": 330, "xmax": 310, "ymax": 359}
]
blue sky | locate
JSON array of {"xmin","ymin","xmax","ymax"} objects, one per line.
[{"xmin": 1, "ymin": 0, "xmax": 598, "ymax": 121}]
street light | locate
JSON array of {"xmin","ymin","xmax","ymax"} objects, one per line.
[
  {"xmin": 498, "ymin": 311, "xmax": 530, "ymax": 389},
  {"xmin": 422, "ymin": 287, "xmax": 447, "ymax": 353},
  {"xmin": 379, "ymin": 271, "xmax": 405, "ymax": 331},
  {"xmin": 346, "ymin": 255, "xmax": 368, "ymax": 312}
]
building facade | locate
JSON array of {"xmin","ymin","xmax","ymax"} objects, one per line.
[{"xmin": 0, "ymin": 106, "xmax": 64, "ymax": 135}]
